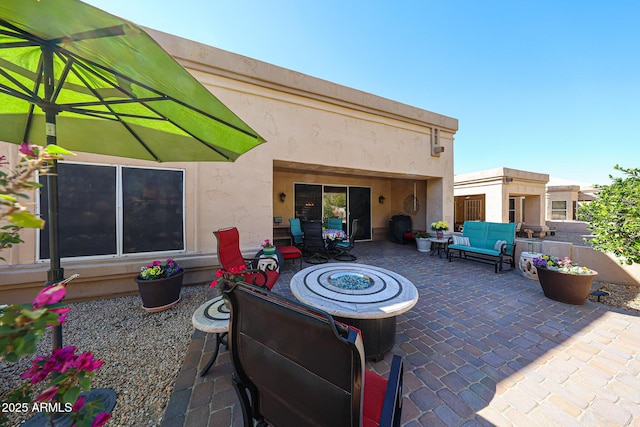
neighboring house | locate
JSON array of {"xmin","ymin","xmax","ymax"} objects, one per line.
[
  {"xmin": 453, "ymin": 169, "xmax": 601, "ymax": 240},
  {"xmin": 546, "ymin": 177, "xmax": 598, "ymax": 221},
  {"xmin": 0, "ymin": 28, "xmax": 458, "ymax": 303},
  {"xmin": 453, "ymin": 167, "xmax": 549, "ymax": 232}
]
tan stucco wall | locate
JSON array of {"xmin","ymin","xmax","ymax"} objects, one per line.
[
  {"xmin": 546, "ymin": 185, "xmax": 579, "ymax": 220},
  {"xmin": 454, "ymin": 167, "xmax": 549, "ymax": 226},
  {"xmin": 0, "ymin": 29, "xmax": 457, "ymax": 303},
  {"xmin": 514, "ymin": 239, "xmax": 640, "ymax": 286}
]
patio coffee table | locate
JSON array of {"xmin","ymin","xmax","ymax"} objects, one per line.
[
  {"xmin": 192, "ymin": 295, "xmax": 229, "ymax": 377},
  {"xmin": 290, "ymin": 263, "xmax": 418, "ymax": 361},
  {"xmin": 427, "ymin": 237, "xmax": 449, "ymax": 257}
]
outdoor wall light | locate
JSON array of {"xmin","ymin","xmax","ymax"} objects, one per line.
[
  {"xmin": 279, "ymin": 192, "xmax": 287, "ymax": 203},
  {"xmin": 378, "ymin": 195, "xmax": 386, "ymax": 204}
]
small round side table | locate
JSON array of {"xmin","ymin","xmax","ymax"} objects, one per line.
[
  {"xmin": 192, "ymin": 295, "xmax": 229, "ymax": 376},
  {"xmin": 519, "ymin": 251, "xmax": 543, "ymax": 280}
]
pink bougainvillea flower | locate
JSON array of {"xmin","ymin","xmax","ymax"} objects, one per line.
[
  {"xmin": 20, "ymin": 356, "xmax": 48, "ymax": 383},
  {"xmin": 48, "ymin": 306, "xmax": 71, "ymax": 324},
  {"xmin": 19, "ymin": 142, "xmax": 38, "ymax": 157},
  {"xmin": 72, "ymin": 395, "xmax": 86, "ymax": 411},
  {"xmin": 35, "ymin": 385, "xmax": 59, "ymax": 402},
  {"xmin": 75, "ymin": 351, "xmax": 104, "ymax": 372},
  {"xmin": 91, "ymin": 412, "xmax": 112, "ymax": 427},
  {"xmin": 50, "ymin": 346, "xmax": 77, "ymax": 372},
  {"xmin": 52, "ymin": 345, "xmax": 76, "ymax": 361},
  {"xmin": 32, "ymin": 284, "xmax": 66, "ymax": 308}
]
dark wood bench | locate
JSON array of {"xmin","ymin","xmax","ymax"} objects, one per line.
[{"xmin": 223, "ymin": 281, "xmax": 404, "ymax": 427}]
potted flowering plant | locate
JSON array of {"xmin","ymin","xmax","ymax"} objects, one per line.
[
  {"xmin": 261, "ymin": 239, "xmax": 276, "ymax": 255},
  {"xmin": 431, "ymin": 221, "xmax": 449, "ymax": 239},
  {"xmin": 210, "ymin": 265, "xmax": 248, "ymax": 309},
  {"xmin": 134, "ymin": 258, "xmax": 185, "ymax": 312},
  {"xmin": 413, "ymin": 231, "xmax": 431, "ymax": 252},
  {"xmin": 533, "ymin": 254, "xmax": 598, "ymax": 305},
  {"xmin": 210, "ymin": 265, "xmax": 248, "ymax": 288}
]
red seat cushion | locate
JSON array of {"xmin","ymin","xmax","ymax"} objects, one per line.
[
  {"xmin": 243, "ymin": 270, "xmax": 279, "ymax": 290},
  {"xmin": 279, "ymin": 245, "xmax": 302, "ymax": 259},
  {"xmin": 403, "ymin": 232, "xmax": 415, "ymax": 239},
  {"xmin": 363, "ymin": 369, "xmax": 389, "ymax": 427}
]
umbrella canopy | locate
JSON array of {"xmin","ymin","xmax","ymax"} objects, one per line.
[
  {"xmin": 0, "ymin": 0, "xmax": 265, "ymax": 347},
  {"xmin": 0, "ymin": 0, "xmax": 264, "ymax": 161}
]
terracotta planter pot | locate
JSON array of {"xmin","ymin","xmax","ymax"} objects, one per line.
[
  {"xmin": 135, "ymin": 271, "xmax": 184, "ymax": 312},
  {"xmin": 537, "ymin": 267, "xmax": 598, "ymax": 305}
]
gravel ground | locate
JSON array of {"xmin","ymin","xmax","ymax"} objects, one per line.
[
  {"xmin": 2, "ymin": 279, "xmax": 638, "ymax": 426},
  {"xmin": 589, "ymin": 281, "xmax": 640, "ymax": 314},
  {"xmin": 0, "ymin": 284, "xmax": 210, "ymax": 427}
]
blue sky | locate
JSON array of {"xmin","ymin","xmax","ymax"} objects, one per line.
[{"xmin": 84, "ymin": 0, "xmax": 639, "ymax": 186}]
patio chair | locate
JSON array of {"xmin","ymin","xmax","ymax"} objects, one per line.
[
  {"xmin": 288, "ymin": 218, "xmax": 304, "ymax": 248},
  {"xmin": 214, "ymin": 227, "xmax": 280, "ymax": 290},
  {"xmin": 223, "ymin": 280, "xmax": 404, "ymax": 427},
  {"xmin": 327, "ymin": 216, "xmax": 343, "ymax": 230},
  {"xmin": 301, "ymin": 220, "xmax": 329, "ymax": 264},
  {"xmin": 334, "ymin": 218, "xmax": 359, "ymax": 261},
  {"xmin": 515, "ymin": 222, "xmax": 523, "ymax": 237}
]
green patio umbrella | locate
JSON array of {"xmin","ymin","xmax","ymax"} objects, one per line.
[{"xmin": 0, "ymin": 0, "xmax": 265, "ymax": 347}]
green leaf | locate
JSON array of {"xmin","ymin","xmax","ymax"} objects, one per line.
[
  {"xmin": 79, "ymin": 375, "xmax": 92, "ymax": 390},
  {"xmin": 0, "ymin": 194, "xmax": 17, "ymax": 203},
  {"xmin": 62, "ymin": 387, "xmax": 81, "ymax": 405},
  {"xmin": 8, "ymin": 211, "xmax": 45, "ymax": 229},
  {"xmin": 45, "ymin": 145, "xmax": 75, "ymax": 156}
]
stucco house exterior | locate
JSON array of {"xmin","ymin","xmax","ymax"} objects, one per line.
[
  {"xmin": 546, "ymin": 177, "xmax": 598, "ymax": 222},
  {"xmin": 0, "ymin": 29, "xmax": 458, "ymax": 304},
  {"xmin": 453, "ymin": 167, "xmax": 549, "ymax": 232}
]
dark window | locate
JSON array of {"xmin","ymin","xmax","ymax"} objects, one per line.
[
  {"xmin": 508, "ymin": 198, "xmax": 516, "ymax": 223},
  {"xmin": 294, "ymin": 184, "xmax": 322, "ymax": 221},
  {"xmin": 39, "ymin": 163, "xmax": 184, "ymax": 259},
  {"xmin": 40, "ymin": 163, "xmax": 117, "ymax": 258},
  {"xmin": 123, "ymin": 167, "xmax": 184, "ymax": 253}
]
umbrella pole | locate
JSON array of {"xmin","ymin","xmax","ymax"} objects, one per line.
[{"xmin": 43, "ymin": 46, "xmax": 64, "ymax": 350}]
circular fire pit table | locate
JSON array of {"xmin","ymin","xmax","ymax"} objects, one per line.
[{"xmin": 290, "ymin": 263, "xmax": 418, "ymax": 361}]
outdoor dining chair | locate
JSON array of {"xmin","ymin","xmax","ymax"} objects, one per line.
[
  {"xmin": 223, "ymin": 280, "xmax": 404, "ymax": 427},
  {"xmin": 301, "ymin": 220, "xmax": 329, "ymax": 264},
  {"xmin": 335, "ymin": 218, "xmax": 359, "ymax": 261},
  {"xmin": 288, "ymin": 218, "xmax": 304, "ymax": 247},
  {"xmin": 327, "ymin": 216, "xmax": 343, "ymax": 230},
  {"xmin": 214, "ymin": 227, "xmax": 280, "ymax": 290}
]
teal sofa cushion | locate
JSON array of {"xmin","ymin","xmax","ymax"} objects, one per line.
[{"xmin": 459, "ymin": 221, "xmax": 516, "ymax": 255}]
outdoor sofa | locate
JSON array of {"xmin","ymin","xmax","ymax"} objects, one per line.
[{"xmin": 447, "ymin": 221, "xmax": 517, "ymax": 273}]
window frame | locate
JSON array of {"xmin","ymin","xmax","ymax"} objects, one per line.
[
  {"xmin": 551, "ymin": 200, "xmax": 568, "ymax": 220},
  {"xmin": 37, "ymin": 161, "xmax": 186, "ymax": 262}
]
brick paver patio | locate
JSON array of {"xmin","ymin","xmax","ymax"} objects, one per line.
[{"xmin": 161, "ymin": 240, "xmax": 640, "ymax": 426}]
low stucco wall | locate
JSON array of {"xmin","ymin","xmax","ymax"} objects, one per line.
[{"xmin": 515, "ymin": 238, "xmax": 639, "ymax": 285}]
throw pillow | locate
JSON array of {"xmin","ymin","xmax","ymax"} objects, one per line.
[
  {"xmin": 494, "ymin": 240, "xmax": 507, "ymax": 251},
  {"xmin": 452, "ymin": 236, "xmax": 470, "ymax": 246}
]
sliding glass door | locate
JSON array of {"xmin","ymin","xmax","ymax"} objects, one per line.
[
  {"xmin": 348, "ymin": 186, "xmax": 371, "ymax": 240},
  {"xmin": 294, "ymin": 183, "xmax": 371, "ymax": 240}
]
